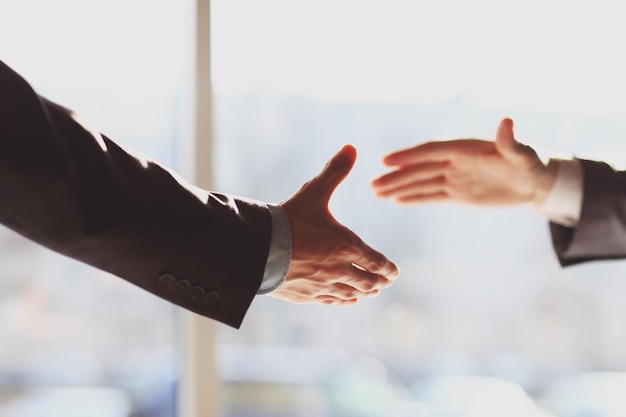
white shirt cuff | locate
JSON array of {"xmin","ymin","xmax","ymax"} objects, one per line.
[
  {"xmin": 534, "ymin": 158, "xmax": 583, "ymax": 227},
  {"xmin": 257, "ymin": 204, "xmax": 292, "ymax": 294}
]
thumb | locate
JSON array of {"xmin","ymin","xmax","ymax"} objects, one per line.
[
  {"xmin": 495, "ymin": 117, "xmax": 520, "ymax": 159},
  {"xmin": 310, "ymin": 144, "xmax": 357, "ymax": 205},
  {"xmin": 495, "ymin": 117, "xmax": 539, "ymax": 168}
]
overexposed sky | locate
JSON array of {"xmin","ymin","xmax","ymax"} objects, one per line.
[
  {"xmin": 0, "ymin": 0, "xmax": 190, "ymax": 95},
  {"xmin": 212, "ymin": 0, "xmax": 626, "ymax": 114},
  {"xmin": 2, "ymin": 0, "xmax": 626, "ymax": 114}
]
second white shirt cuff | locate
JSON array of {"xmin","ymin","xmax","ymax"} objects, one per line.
[{"xmin": 534, "ymin": 158, "xmax": 584, "ymax": 227}]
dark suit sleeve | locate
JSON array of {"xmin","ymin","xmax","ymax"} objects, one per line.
[
  {"xmin": 0, "ymin": 60, "xmax": 271, "ymax": 328},
  {"xmin": 550, "ymin": 159, "xmax": 626, "ymax": 266}
]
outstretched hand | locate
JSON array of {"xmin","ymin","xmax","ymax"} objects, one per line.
[
  {"xmin": 272, "ymin": 144, "xmax": 400, "ymax": 306},
  {"xmin": 371, "ymin": 118, "xmax": 558, "ymax": 207}
]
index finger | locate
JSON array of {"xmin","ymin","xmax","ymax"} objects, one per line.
[
  {"xmin": 383, "ymin": 139, "xmax": 489, "ymax": 167},
  {"xmin": 382, "ymin": 141, "xmax": 458, "ymax": 167},
  {"xmin": 351, "ymin": 240, "xmax": 400, "ymax": 281}
]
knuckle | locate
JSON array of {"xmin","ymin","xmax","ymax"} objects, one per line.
[
  {"xmin": 337, "ymin": 244, "xmax": 358, "ymax": 259},
  {"xmin": 367, "ymin": 256, "xmax": 386, "ymax": 273},
  {"xmin": 325, "ymin": 265, "xmax": 345, "ymax": 282},
  {"xmin": 344, "ymin": 291, "xmax": 358, "ymax": 300},
  {"xmin": 360, "ymin": 280, "xmax": 378, "ymax": 292}
]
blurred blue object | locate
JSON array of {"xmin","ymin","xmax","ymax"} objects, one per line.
[
  {"xmin": 0, "ymin": 387, "xmax": 131, "ymax": 417},
  {"xmin": 217, "ymin": 344, "xmax": 425, "ymax": 417}
]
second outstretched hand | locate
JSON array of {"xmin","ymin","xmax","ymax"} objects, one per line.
[
  {"xmin": 272, "ymin": 144, "xmax": 400, "ymax": 306},
  {"xmin": 371, "ymin": 118, "xmax": 559, "ymax": 207}
]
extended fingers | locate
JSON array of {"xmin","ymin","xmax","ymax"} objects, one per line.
[
  {"xmin": 307, "ymin": 232, "xmax": 399, "ymax": 296},
  {"xmin": 376, "ymin": 176, "xmax": 448, "ymax": 199},
  {"xmin": 315, "ymin": 295, "xmax": 360, "ymax": 306},
  {"xmin": 316, "ymin": 219, "xmax": 400, "ymax": 284},
  {"xmin": 342, "ymin": 262, "xmax": 394, "ymax": 293},
  {"xmin": 372, "ymin": 161, "xmax": 449, "ymax": 195},
  {"xmin": 318, "ymin": 282, "xmax": 381, "ymax": 304},
  {"xmin": 383, "ymin": 139, "xmax": 493, "ymax": 167},
  {"xmin": 392, "ymin": 192, "xmax": 449, "ymax": 205},
  {"xmin": 344, "ymin": 237, "xmax": 400, "ymax": 284},
  {"xmin": 382, "ymin": 140, "xmax": 460, "ymax": 166}
]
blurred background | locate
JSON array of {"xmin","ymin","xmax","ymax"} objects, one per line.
[{"xmin": 2, "ymin": 0, "xmax": 626, "ymax": 416}]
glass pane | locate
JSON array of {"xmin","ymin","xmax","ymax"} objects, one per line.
[
  {"xmin": 212, "ymin": 1, "xmax": 626, "ymax": 416},
  {"xmin": 0, "ymin": 1, "xmax": 192, "ymax": 416}
]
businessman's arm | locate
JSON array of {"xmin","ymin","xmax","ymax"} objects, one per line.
[
  {"xmin": 0, "ymin": 60, "xmax": 398, "ymax": 328},
  {"xmin": 0, "ymin": 59, "xmax": 271, "ymax": 328}
]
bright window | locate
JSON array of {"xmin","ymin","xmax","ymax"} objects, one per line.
[
  {"xmin": 212, "ymin": 1, "xmax": 626, "ymax": 416},
  {"xmin": 0, "ymin": 1, "xmax": 192, "ymax": 416}
]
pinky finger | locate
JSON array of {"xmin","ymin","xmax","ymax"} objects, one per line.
[{"xmin": 395, "ymin": 192, "xmax": 449, "ymax": 204}]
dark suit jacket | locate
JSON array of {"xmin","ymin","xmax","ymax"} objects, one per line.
[
  {"xmin": 551, "ymin": 159, "xmax": 626, "ymax": 266},
  {"xmin": 0, "ymin": 60, "xmax": 271, "ymax": 328}
]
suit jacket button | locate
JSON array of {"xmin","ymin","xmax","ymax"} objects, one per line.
[
  {"xmin": 188, "ymin": 286, "xmax": 206, "ymax": 303},
  {"xmin": 157, "ymin": 273, "xmax": 176, "ymax": 289},
  {"xmin": 174, "ymin": 279, "xmax": 191, "ymax": 294},
  {"xmin": 203, "ymin": 291, "xmax": 220, "ymax": 306}
]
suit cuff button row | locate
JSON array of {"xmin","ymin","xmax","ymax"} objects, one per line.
[{"xmin": 157, "ymin": 273, "xmax": 220, "ymax": 306}]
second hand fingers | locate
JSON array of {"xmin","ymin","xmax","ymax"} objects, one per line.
[
  {"xmin": 372, "ymin": 161, "xmax": 449, "ymax": 192},
  {"xmin": 315, "ymin": 295, "xmax": 359, "ymax": 306},
  {"xmin": 329, "ymin": 282, "xmax": 379, "ymax": 301},
  {"xmin": 339, "ymin": 262, "xmax": 395, "ymax": 292},
  {"xmin": 347, "ymin": 240, "xmax": 400, "ymax": 281},
  {"xmin": 376, "ymin": 176, "xmax": 448, "ymax": 199},
  {"xmin": 394, "ymin": 192, "xmax": 449, "ymax": 205}
]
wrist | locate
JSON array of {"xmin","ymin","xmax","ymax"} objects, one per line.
[{"xmin": 531, "ymin": 158, "xmax": 559, "ymax": 206}]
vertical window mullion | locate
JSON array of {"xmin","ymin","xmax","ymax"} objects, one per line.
[{"xmin": 177, "ymin": 1, "xmax": 219, "ymax": 417}]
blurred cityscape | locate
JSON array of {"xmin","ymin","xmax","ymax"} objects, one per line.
[
  {"xmin": 4, "ymin": 0, "xmax": 626, "ymax": 415},
  {"xmin": 3, "ymin": 87, "xmax": 626, "ymax": 416},
  {"xmin": 215, "ymin": 91, "xmax": 626, "ymax": 414}
]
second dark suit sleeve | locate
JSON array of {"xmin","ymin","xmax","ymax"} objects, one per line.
[
  {"xmin": 0, "ymin": 60, "xmax": 272, "ymax": 328},
  {"xmin": 550, "ymin": 159, "xmax": 626, "ymax": 267}
]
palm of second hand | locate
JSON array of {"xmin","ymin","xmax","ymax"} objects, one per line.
[{"xmin": 272, "ymin": 144, "xmax": 400, "ymax": 306}]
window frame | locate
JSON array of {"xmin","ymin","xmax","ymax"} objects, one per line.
[{"xmin": 177, "ymin": 1, "xmax": 219, "ymax": 417}]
